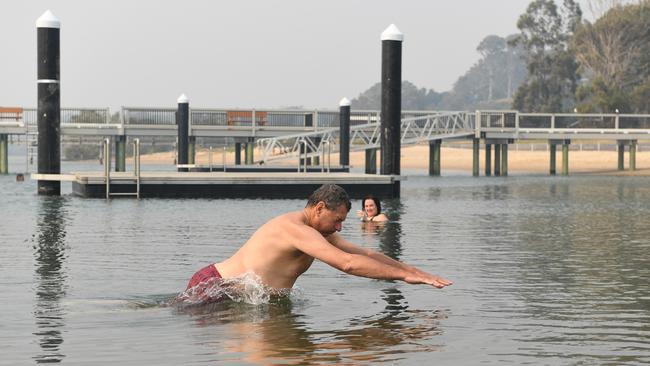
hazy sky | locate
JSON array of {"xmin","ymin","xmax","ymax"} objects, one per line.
[{"xmin": 2, "ymin": 0, "xmax": 594, "ymax": 111}]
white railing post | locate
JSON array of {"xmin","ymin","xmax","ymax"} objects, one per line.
[{"xmin": 551, "ymin": 114, "xmax": 556, "ymax": 130}]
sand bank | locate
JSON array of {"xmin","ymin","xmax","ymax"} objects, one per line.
[{"xmin": 133, "ymin": 144, "xmax": 650, "ymax": 176}]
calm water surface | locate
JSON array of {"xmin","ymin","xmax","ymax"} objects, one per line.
[{"xmin": 1, "ymin": 166, "xmax": 650, "ymax": 365}]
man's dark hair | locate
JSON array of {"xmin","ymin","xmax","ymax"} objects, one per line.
[
  {"xmin": 307, "ymin": 184, "xmax": 351, "ymax": 211},
  {"xmin": 362, "ymin": 195, "xmax": 381, "ymax": 214}
]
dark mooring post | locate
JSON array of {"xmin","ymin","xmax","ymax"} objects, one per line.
[
  {"xmin": 562, "ymin": 140, "xmax": 570, "ymax": 176},
  {"xmin": 0, "ymin": 134, "xmax": 8, "ymax": 174},
  {"xmin": 501, "ymin": 143, "xmax": 508, "ymax": 177},
  {"xmin": 339, "ymin": 97, "xmax": 351, "ymax": 169},
  {"xmin": 617, "ymin": 142, "xmax": 625, "ymax": 171},
  {"xmin": 176, "ymin": 94, "xmax": 189, "ymax": 172},
  {"xmin": 630, "ymin": 140, "xmax": 637, "ymax": 171},
  {"xmin": 494, "ymin": 144, "xmax": 501, "ymax": 176},
  {"xmin": 485, "ymin": 143, "xmax": 492, "ymax": 176},
  {"xmin": 380, "ymin": 24, "xmax": 403, "ymax": 197},
  {"xmin": 472, "ymin": 138, "xmax": 480, "ymax": 177},
  {"xmin": 429, "ymin": 140, "xmax": 441, "ymax": 176},
  {"xmin": 115, "ymin": 135, "xmax": 126, "ymax": 172},
  {"xmin": 245, "ymin": 137, "xmax": 254, "ymax": 165},
  {"xmin": 234, "ymin": 142, "xmax": 242, "ymax": 165},
  {"xmin": 549, "ymin": 142, "xmax": 557, "ymax": 175},
  {"xmin": 36, "ymin": 10, "xmax": 61, "ymax": 195},
  {"xmin": 365, "ymin": 148, "xmax": 377, "ymax": 174}
]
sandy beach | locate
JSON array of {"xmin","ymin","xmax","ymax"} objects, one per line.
[{"xmin": 134, "ymin": 144, "xmax": 650, "ymax": 176}]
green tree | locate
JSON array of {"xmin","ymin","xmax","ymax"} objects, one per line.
[
  {"xmin": 512, "ymin": 0, "xmax": 582, "ymax": 112},
  {"xmin": 572, "ymin": 2, "xmax": 650, "ymax": 112},
  {"xmin": 351, "ymin": 81, "xmax": 444, "ymax": 110},
  {"xmin": 439, "ymin": 34, "xmax": 527, "ymax": 110}
]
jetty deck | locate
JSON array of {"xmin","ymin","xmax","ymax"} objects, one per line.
[{"xmin": 31, "ymin": 171, "xmax": 401, "ymax": 199}]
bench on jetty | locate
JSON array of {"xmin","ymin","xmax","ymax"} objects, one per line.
[{"xmin": 31, "ymin": 172, "xmax": 401, "ymax": 199}]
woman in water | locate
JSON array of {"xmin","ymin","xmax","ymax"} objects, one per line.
[{"xmin": 356, "ymin": 195, "xmax": 388, "ymax": 222}]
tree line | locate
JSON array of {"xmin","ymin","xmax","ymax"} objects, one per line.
[{"xmin": 352, "ymin": 0, "xmax": 650, "ymax": 114}]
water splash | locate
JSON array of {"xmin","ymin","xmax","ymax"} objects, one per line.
[{"xmin": 172, "ymin": 271, "xmax": 297, "ymax": 307}]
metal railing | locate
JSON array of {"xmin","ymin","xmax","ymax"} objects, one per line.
[
  {"xmin": 10, "ymin": 108, "xmax": 111, "ymax": 125},
  {"xmin": 122, "ymin": 107, "xmax": 176, "ymax": 125},
  {"xmin": 477, "ymin": 110, "xmax": 650, "ymax": 134},
  {"xmin": 256, "ymin": 111, "xmax": 474, "ymax": 164}
]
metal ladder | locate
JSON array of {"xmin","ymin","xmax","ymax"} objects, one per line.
[
  {"xmin": 26, "ymin": 125, "xmax": 38, "ymax": 171},
  {"xmin": 103, "ymin": 138, "xmax": 141, "ymax": 199}
]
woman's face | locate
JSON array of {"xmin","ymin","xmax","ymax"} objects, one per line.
[{"xmin": 364, "ymin": 199, "xmax": 378, "ymax": 217}]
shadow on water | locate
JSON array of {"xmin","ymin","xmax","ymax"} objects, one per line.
[
  {"xmin": 176, "ymin": 287, "xmax": 445, "ymax": 365},
  {"xmin": 32, "ymin": 196, "xmax": 69, "ymax": 364}
]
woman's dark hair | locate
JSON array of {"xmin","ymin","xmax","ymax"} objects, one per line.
[
  {"xmin": 361, "ymin": 196, "xmax": 381, "ymax": 214},
  {"xmin": 307, "ymin": 184, "xmax": 351, "ymax": 211}
]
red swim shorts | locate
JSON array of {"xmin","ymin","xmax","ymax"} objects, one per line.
[{"xmin": 186, "ymin": 263, "xmax": 222, "ymax": 290}]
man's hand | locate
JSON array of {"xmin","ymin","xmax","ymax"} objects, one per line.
[{"xmin": 404, "ymin": 274, "xmax": 453, "ymax": 288}]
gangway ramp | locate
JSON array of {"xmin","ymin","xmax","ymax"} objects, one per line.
[{"xmin": 256, "ymin": 111, "xmax": 475, "ymax": 163}]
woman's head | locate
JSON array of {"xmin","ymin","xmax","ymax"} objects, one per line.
[{"xmin": 362, "ymin": 196, "xmax": 381, "ymax": 217}]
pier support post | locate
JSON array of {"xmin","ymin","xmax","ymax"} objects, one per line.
[
  {"xmin": 245, "ymin": 137, "xmax": 254, "ymax": 165},
  {"xmin": 339, "ymin": 97, "xmax": 351, "ymax": 169},
  {"xmin": 365, "ymin": 148, "xmax": 377, "ymax": 174},
  {"xmin": 501, "ymin": 143, "xmax": 508, "ymax": 177},
  {"xmin": 630, "ymin": 140, "xmax": 637, "ymax": 171},
  {"xmin": 617, "ymin": 142, "xmax": 625, "ymax": 171},
  {"xmin": 234, "ymin": 142, "xmax": 242, "ymax": 165},
  {"xmin": 0, "ymin": 134, "xmax": 8, "ymax": 174},
  {"xmin": 188, "ymin": 136, "xmax": 196, "ymax": 165},
  {"xmin": 485, "ymin": 143, "xmax": 492, "ymax": 176},
  {"xmin": 312, "ymin": 137, "xmax": 321, "ymax": 166},
  {"xmin": 562, "ymin": 140, "xmax": 570, "ymax": 176},
  {"xmin": 115, "ymin": 135, "xmax": 126, "ymax": 172},
  {"xmin": 472, "ymin": 138, "xmax": 479, "ymax": 177},
  {"xmin": 176, "ymin": 94, "xmax": 189, "ymax": 172},
  {"xmin": 380, "ymin": 24, "xmax": 403, "ymax": 197},
  {"xmin": 429, "ymin": 140, "xmax": 441, "ymax": 176},
  {"xmin": 549, "ymin": 143, "xmax": 557, "ymax": 175},
  {"xmin": 494, "ymin": 144, "xmax": 501, "ymax": 176},
  {"xmin": 37, "ymin": 11, "xmax": 61, "ymax": 195}
]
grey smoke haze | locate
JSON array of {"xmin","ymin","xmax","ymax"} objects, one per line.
[{"xmin": 2, "ymin": 0, "xmax": 583, "ymax": 111}]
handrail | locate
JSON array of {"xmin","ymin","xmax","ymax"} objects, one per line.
[
  {"xmin": 103, "ymin": 137, "xmax": 140, "ymax": 199},
  {"xmin": 321, "ymin": 140, "xmax": 331, "ymax": 173},
  {"xmin": 103, "ymin": 138, "xmax": 110, "ymax": 199},
  {"xmin": 134, "ymin": 138, "xmax": 140, "ymax": 199},
  {"xmin": 223, "ymin": 146, "xmax": 227, "ymax": 172}
]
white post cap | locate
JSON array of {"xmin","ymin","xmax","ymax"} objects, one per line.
[
  {"xmin": 36, "ymin": 10, "xmax": 61, "ymax": 29},
  {"xmin": 339, "ymin": 97, "xmax": 351, "ymax": 107},
  {"xmin": 381, "ymin": 24, "xmax": 403, "ymax": 42},
  {"xmin": 177, "ymin": 94, "xmax": 189, "ymax": 104}
]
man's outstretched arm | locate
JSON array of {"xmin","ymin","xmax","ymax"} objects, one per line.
[{"xmin": 327, "ymin": 233, "xmax": 452, "ymax": 288}]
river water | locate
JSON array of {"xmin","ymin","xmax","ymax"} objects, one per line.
[{"xmin": 1, "ymin": 161, "xmax": 650, "ymax": 365}]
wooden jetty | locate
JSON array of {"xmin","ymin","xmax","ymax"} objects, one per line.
[{"xmin": 31, "ymin": 172, "xmax": 401, "ymax": 199}]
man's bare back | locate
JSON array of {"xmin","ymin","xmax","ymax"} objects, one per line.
[
  {"xmin": 215, "ymin": 211, "xmax": 320, "ymax": 289},
  {"xmin": 181, "ymin": 184, "xmax": 451, "ymax": 300}
]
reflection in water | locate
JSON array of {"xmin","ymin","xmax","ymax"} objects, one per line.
[
  {"xmin": 471, "ymin": 178, "xmax": 650, "ymax": 364},
  {"xmin": 32, "ymin": 196, "xmax": 69, "ymax": 363},
  {"xmin": 377, "ymin": 199, "xmax": 403, "ymax": 260},
  {"xmin": 182, "ymin": 289, "xmax": 444, "ymax": 365}
]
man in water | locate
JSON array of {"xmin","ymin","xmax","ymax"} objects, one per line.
[{"xmin": 182, "ymin": 184, "xmax": 451, "ymax": 302}]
